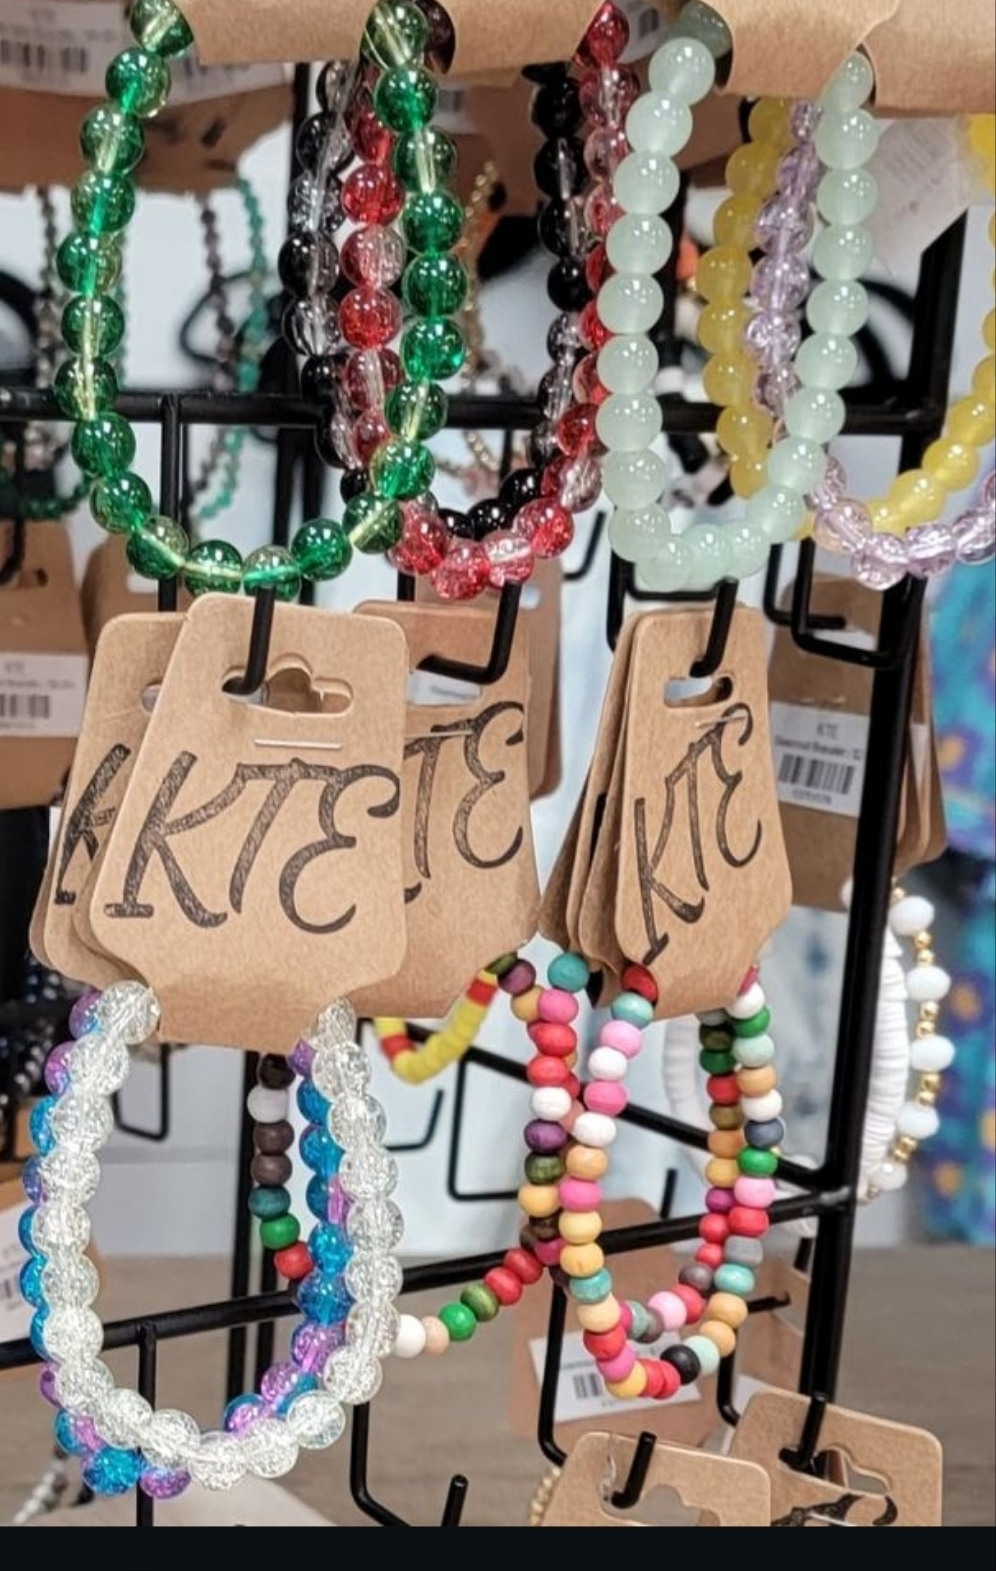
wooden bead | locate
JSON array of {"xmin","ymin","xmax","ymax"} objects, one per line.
[
  {"xmin": 707, "ymin": 1130, "xmax": 745, "ymax": 1159},
  {"xmin": 706, "ymin": 1291, "xmax": 749, "ymax": 1329},
  {"xmin": 560, "ymin": 1243, "xmax": 606, "ymax": 1277},
  {"xmin": 575, "ymin": 1295, "xmax": 620, "ymax": 1332},
  {"xmin": 558, "ymin": 1210, "xmax": 603, "ymax": 1245},
  {"xmin": 565, "ymin": 1146, "xmax": 609, "ymax": 1180},
  {"xmin": 504, "ymin": 1246, "xmax": 543, "ymax": 1285},
  {"xmin": 421, "ymin": 1316, "xmax": 451, "ymax": 1355},
  {"xmin": 518, "ymin": 1183, "xmax": 560, "ymax": 1217},
  {"xmin": 605, "ymin": 1365, "xmax": 648, "ymax": 1400},
  {"xmin": 704, "ymin": 1157, "xmax": 740, "ymax": 1188},
  {"xmin": 700, "ymin": 1318, "xmax": 737, "ymax": 1358},
  {"xmin": 709, "ymin": 1104, "xmax": 745, "ymax": 1130},
  {"xmin": 511, "ymin": 985, "xmax": 543, "ymax": 1023},
  {"xmin": 736, "ymin": 1065, "xmax": 777, "ymax": 1097}
]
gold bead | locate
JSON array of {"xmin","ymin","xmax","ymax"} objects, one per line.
[
  {"xmin": 921, "ymin": 1002, "xmax": 940, "ymax": 1021},
  {"xmin": 915, "ymin": 1020, "xmax": 937, "ymax": 1038},
  {"xmin": 916, "ymin": 949, "xmax": 936, "ymax": 967},
  {"xmin": 917, "ymin": 1088, "xmax": 938, "ymax": 1108},
  {"xmin": 913, "ymin": 931, "xmax": 934, "ymax": 950},
  {"xmin": 894, "ymin": 1136, "xmax": 918, "ymax": 1161},
  {"xmin": 920, "ymin": 1072, "xmax": 942, "ymax": 1095},
  {"xmin": 892, "ymin": 886, "xmax": 906, "ymax": 902}
]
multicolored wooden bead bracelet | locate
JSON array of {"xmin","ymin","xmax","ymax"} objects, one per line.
[
  {"xmin": 21, "ymin": 985, "xmax": 401, "ymax": 1495},
  {"xmin": 374, "ymin": 965, "xmax": 501, "ymax": 1083}
]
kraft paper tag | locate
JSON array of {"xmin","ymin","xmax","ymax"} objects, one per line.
[
  {"xmin": 34, "ymin": 614, "xmax": 185, "ymax": 989},
  {"xmin": 538, "ymin": 1430, "xmax": 771, "ymax": 1527},
  {"xmin": 615, "ymin": 607, "xmax": 792, "ymax": 1016},
  {"xmin": 352, "ymin": 600, "xmax": 539, "ymax": 1019},
  {"xmin": 509, "ymin": 1200, "xmax": 720, "ymax": 1452},
  {"xmin": 0, "ymin": 522, "xmax": 87, "ymax": 811},
  {"xmin": 730, "ymin": 1389, "xmax": 943, "ymax": 1526},
  {"xmin": 80, "ymin": 538, "xmax": 190, "ymax": 658},
  {"xmin": 89, "ymin": 598, "xmax": 408, "ymax": 1053}
]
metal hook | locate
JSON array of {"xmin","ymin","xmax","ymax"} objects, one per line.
[
  {"xmin": 689, "ymin": 577, "xmax": 738, "ymax": 678},
  {"xmin": 538, "ymin": 1284, "xmax": 568, "ymax": 1467},
  {"xmin": 790, "ymin": 539, "xmax": 924, "ymax": 669},
  {"xmin": 415, "ymin": 581, "xmax": 522, "ymax": 686},
  {"xmin": 610, "ymin": 1431, "xmax": 658, "ymax": 1510},
  {"xmin": 762, "ymin": 544, "xmax": 847, "ymax": 632},
  {"xmin": 224, "ymin": 588, "xmax": 277, "ymax": 697},
  {"xmin": 112, "ymin": 1045, "xmax": 173, "ymax": 1143},
  {"xmin": 780, "ymin": 1391, "xmax": 830, "ymax": 1474},
  {"xmin": 0, "ymin": 515, "xmax": 26, "ymax": 587},
  {"xmin": 349, "ymin": 1401, "xmax": 470, "ymax": 1526}
]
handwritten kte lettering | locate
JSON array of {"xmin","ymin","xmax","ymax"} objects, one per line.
[
  {"xmin": 102, "ymin": 752, "xmax": 401, "ymax": 933},
  {"xmin": 54, "ymin": 743, "xmax": 132, "ymax": 906},
  {"xmin": 633, "ymin": 703, "xmax": 762, "ymax": 965},
  {"xmin": 772, "ymin": 1490, "xmax": 899, "ymax": 1527},
  {"xmin": 404, "ymin": 700, "xmax": 525, "ymax": 903}
]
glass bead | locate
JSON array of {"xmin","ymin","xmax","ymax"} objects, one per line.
[
  {"xmin": 385, "ymin": 380, "xmax": 447, "ymax": 440},
  {"xmin": 430, "ymin": 538, "xmax": 491, "ymax": 599},
  {"xmin": 697, "ymin": 301, "xmax": 751, "ymax": 355},
  {"xmin": 795, "ymin": 332, "xmax": 859, "ymax": 391},
  {"xmin": 369, "ymin": 438, "xmax": 434, "ymax": 500},
  {"xmin": 84, "ymin": 1447, "xmax": 144, "ymax": 1497},
  {"xmin": 90, "ymin": 471, "xmax": 152, "ymax": 534},
  {"xmin": 905, "ymin": 522, "xmax": 957, "ymax": 577},
  {"xmin": 53, "ymin": 358, "xmax": 118, "ymax": 420},
  {"xmin": 289, "ymin": 518, "xmax": 353, "ymax": 582},
  {"xmin": 597, "ymin": 273, "xmax": 663, "ymax": 336},
  {"xmin": 188, "ymin": 1433, "xmax": 247, "ymax": 1492},
  {"xmin": 725, "ymin": 142, "xmax": 781, "ymax": 198},
  {"xmin": 183, "ymin": 539, "xmax": 243, "ymax": 595},
  {"xmin": 725, "ymin": 520, "xmax": 769, "ymax": 578},
  {"xmin": 890, "ymin": 469, "xmax": 946, "ymax": 524},
  {"xmin": 39, "ymin": 1146, "xmax": 101, "ymax": 1202},
  {"xmin": 784, "ymin": 387, "xmax": 846, "ymax": 444},
  {"xmin": 53, "ymin": 1358, "xmax": 113, "ymax": 1415},
  {"xmin": 287, "ymin": 172, "xmax": 343, "ymax": 239},
  {"xmin": 608, "ymin": 409, "xmax": 667, "ymax": 492},
  {"xmin": 286, "ymin": 1389, "xmax": 346, "ymax": 1449},
  {"xmin": 748, "ymin": 96, "xmax": 794, "ymax": 150},
  {"xmin": 80, "ymin": 104, "xmax": 144, "ymax": 175},
  {"xmin": 340, "ymin": 286, "xmax": 402, "ymax": 349},
  {"xmin": 129, "ymin": 0, "xmax": 193, "ymax": 55},
  {"xmin": 512, "ymin": 498, "xmax": 574, "ymax": 557},
  {"xmin": 361, "ymin": 1, "xmax": 428, "ymax": 68},
  {"xmin": 403, "ymin": 254, "xmax": 468, "ymax": 318},
  {"xmin": 717, "ymin": 405, "xmax": 775, "ymax": 460},
  {"xmin": 483, "ymin": 530, "xmax": 534, "ymax": 586},
  {"xmin": 751, "ymin": 252, "xmax": 810, "ymax": 311},
  {"xmin": 818, "ymin": 167, "xmax": 878, "ymax": 225},
  {"xmin": 647, "ymin": 36, "xmax": 716, "ymax": 102},
  {"xmin": 612, "ymin": 150, "xmax": 680, "ymax": 215},
  {"xmin": 922, "ymin": 438, "xmax": 980, "ymax": 492},
  {"xmin": 374, "ymin": 67, "xmax": 436, "ymax": 133},
  {"xmin": 98, "ymin": 980, "xmax": 160, "ymax": 1044},
  {"xmin": 343, "ymin": 492, "xmax": 404, "ymax": 554},
  {"xmin": 340, "ymin": 228, "xmax": 405, "ymax": 291},
  {"xmin": 95, "ymin": 1387, "xmax": 153, "ymax": 1448},
  {"xmin": 389, "ymin": 497, "xmax": 447, "ymax": 573},
  {"xmin": 278, "ymin": 230, "xmax": 337, "ymax": 297},
  {"xmin": 544, "ymin": 452, "xmax": 601, "ymax": 513},
  {"xmin": 682, "ymin": 524, "xmax": 733, "ymax": 591},
  {"xmin": 71, "ymin": 413, "xmax": 136, "ymax": 478},
  {"xmin": 973, "ymin": 354, "xmax": 996, "ymax": 405},
  {"xmin": 324, "ymin": 1345, "xmax": 384, "ymax": 1405},
  {"xmin": 851, "ymin": 533, "xmax": 910, "ymax": 589},
  {"xmin": 598, "ymin": 333, "xmax": 658, "ymax": 395},
  {"xmin": 814, "ymin": 108, "xmax": 880, "ymax": 171},
  {"xmin": 329, "ymin": 1093, "xmax": 388, "ymax": 1147},
  {"xmin": 984, "ymin": 309, "xmax": 996, "ymax": 353},
  {"xmin": 42, "ymin": 1304, "xmax": 104, "ymax": 1361},
  {"xmin": 812, "ymin": 223, "xmax": 874, "ymax": 282},
  {"xmin": 745, "ymin": 483, "xmax": 807, "ymax": 543},
  {"xmin": 71, "ymin": 169, "xmax": 135, "ymax": 235},
  {"xmin": 744, "ymin": 309, "xmax": 801, "ymax": 371},
  {"xmin": 788, "ymin": 100, "xmax": 821, "ymax": 141},
  {"xmin": 140, "ymin": 1466, "xmax": 190, "ymax": 1499},
  {"xmin": 401, "ymin": 318, "xmax": 466, "ymax": 381},
  {"xmin": 577, "ymin": 1, "xmax": 630, "ymax": 66},
  {"xmin": 392, "ymin": 125, "xmax": 458, "ymax": 196},
  {"xmin": 596, "ymin": 391, "xmax": 662, "ymax": 451},
  {"xmin": 342, "ymin": 164, "xmax": 405, "ymax": 225},
  {"xmin": 240, "ymin": 544, "xmax": 300, "ymax": 600},
  {"xmin": 754, "ymin": 194, "xmax": 814, "ymax": 251},
  {"xmin": 605, "ymin": 212, "xmax": 671, "ymax": 276},
  {"xmin": 127, "ymin": 516, "xmax": 189, "ymax": 579},
  {"xmin": 767, "ymin": 437, "xmax": 828, "ymax": 494},
  {"xmin": 625, "ymin": 91, "xmax": 693, "ymax": 158},
  {"xmin": 579, "ymin": 62, "xmax": 639, "ymax": 127},
  {"xmin": 702, "ymin": 354, "xmax": 756, "ymax": 408},
  {"xmin": 344, "ymin": 347, "xmax": 402, "ymax": 411},
  {"xmin": 608, "ymin": 503, "xmax": 669, "ymax": 561},
  {"xmin": 283, "ymin": 298, "xmax": 338, "ymax": 358},
  {"xmin": 308, "ymin": 1223, "xmax": 351, "ymax": 1276},
  {"xmin": 584, "ymin": 125, "xmax": 628, "ymax": 182},
  {"xmin": 105, "ymin": 47, "xmax": 171, "ymax": 118},
  {"xmin": 696, "ymin": 245, "xmax": 753, "ymax": 304},
  {"xmin": 713, "ymin": 194, "xmax": 760, "ymax": 249},
  {"xmin": 57, "ymin": 232, "xmax": 121, "ymax": 296},
  {"xmin": 807, "ymin": 279, "xmax": 870, "ymax": 336},
  {"xmin": 953, "ymin": 505, "xmax": 996, "ymax": 566},
  {"xmin": 672, "ymin": 0, "xmax": 733, "ymax": 59},
  {"xmin": 344, "ymin": 1249, "xmax": 403, "ymax": 1305},
  {"xmin": 584, "ymin": 182, "xmax": 623, "ymax": 237},
  {"xmin": 62, "ymin": 293, "xmax": 125, "ymax": 360},
  {"xmin": 948, "ymin": 396, "xmax": 995, "ymax": 448},
  {"xmin": 755, "ymin": 362, "xmax": 800, "ymax": 419},
  {"xmin": 822, "ymin": 52, "xmax": 875, "ymax": 113}
]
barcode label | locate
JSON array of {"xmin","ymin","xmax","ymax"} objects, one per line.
[
  {"xmin": 0, "ymin": 653, "xmax": 88, "ymax": 740},
  {"xmin": 0, "ymin": 1, "xmax": 286, "ymax": 99},
  {"xmin": 770, "ymin": 701, "xmax": 868, "ymax": 819},
  {"xmin": 0, "ymin": 1191, "xmax": 32, "ymax": 1343},
  {"xmin": 529, "ymin": 1330, "xmax": 702, "ymax": 1421}
]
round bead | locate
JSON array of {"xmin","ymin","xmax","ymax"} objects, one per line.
[
  {"xmin": 587, "ymin": 1046, "xmax": 628, "ymax": 1082},
  {"xmin": 795, "ymin": 333, "xmax": 859, "ymax": 391},
  {"xmin": 273, "ymin": 1241, "xmax": 312, "ymax": 1280},
  {"xmin": 823, "ymin": 52, "xmax": 875, "ymax": 113},
  {"xmin": 708, "ymin": 1130, "xmax": 744, "ymax": 1159},
  {"xmin": 662, "ymin": 1344, "xmax": 701, "ymax": 1385},
  {"xmin": 812, "ymin": 223, "xmax": 875, "ymax": 282},
  {"xmin": 393, "ymin": 126, "xmax": 457, "ymax": 191},
  {"xmin": 461, "ymin": 1282, "xmax": 500, "ymax": 1323},
  {"xmin": 784, "ymin": 387, "xmax": 846, "ymax": 445},
  {"xmin": 700, "ymin": 1318, "xmax": 736, "ymax": 1358},
  {"xmin": 565, "ymin": 1146, "xmax": 609, "ymax": 1180},
  {"xmin": 484, "ymin": 1267, "xmax": 523, "ymax": 1307},
  {"xmin": 672, "ymin": 1, "xmax": 732, "ymax": 59},
  {"xmin": 505, "ymin": 1247, "xmax": 543, "ymax": 1285},
  {"xmin": 559, "ymin": 1211, "xmax": 602, "ymax": 1246},
  {"xmin": 738, "ymin": 1147, "xmax": 778, "ymax": 1177},
  {"xmin": 741, "ymin": 1090, "xmax": 783, "ymax": 1123},
  {"xmin": 254, "ymin": 1120, "xmax": 295, "ymax": 1155},
  {"xmin": 625, "ymin": 93, "xmax": 694, "ymax": 157},
  {"xmin": 647, "ymin": 36, "xmax": 716, "ymax": 102},
  {"xmin": 530, "ymin": 1086, "xmax": 572, "ymax": 1121},
  {"xmin": 735, "ymin": 1066, "xmax": 777, "ymax": 1099},
  {"xmin": 72, "ymin": 413, "xmax": 136, "ymax": 478},
  {"xmin": 129, "ymin": 0, "xmax": 194, "ymax": 53},
  {"xmin": 548, "ymin": 952, "xmax": 591, "ymax": 992},
  {"xmin": 242, "ymin": 545, "xmax": 302, "ymax": 599},
  {"xmin": 706, "ymin": 1291, "xmax": 749, "ymax": 1329},
  {"xmin": 248, "ymin": 1186, "xmax": 291, "ymax": 1221},
  {"xmin": 572, "ymin": 1112, "xmax": 617, "ymax": 1149},
  {"xmin": 732, "ymin": 1007, "xmax": 772, "ymax": 1039},
  {"xmin": 906, "ymin": 965, "xmax": 951, "ymax": 1003},
  {"xmin": 524, "ymin": 1153, "xmax": 566, "ymax": 1184},
  {"xmin": 247, "ymin": 1086, "xmax": 290, "ymax": 1124},
  {"xmin": 726, "ymin": 982, "xmax": 765, "ymax": 1020},
  {"xmin": 421, "ymin": 1316, "xmax": 451, "ymax": 1355},
  {"xmin": 684, "ymin": 1333, "xmax": 720, "ymax": 1378},
  {"xmin": 896, "ymin": 1102, "xmax": 940, "ymax": 1140},
  {"xmin": 518, "ymin": 1183, "xmax": 560, "ymax": 1217},
  {"xmin": 569, "ymin": 1267, "xmax": 613, "ymax": 1304},
  {"xmin": 58, "ymin": 232, "xmax": 122, "ymax": 295},
  {"xmin": 560, "ymin": 1243, "xmax": 605, "ymax": 1278},
  {"xmin": 559, "ymin": 1177, "xmax": 602, "ymax": 1211},
  {"xmin": 867, "ymin": 1160, "xmax": 909, "ymax": 1193},
  {"xmin": 71, "ymin": 170, "xmax": 136, "ymax": 235},
  {"xmin": 291, "ymin": 518, "xmax": 353, "ymax": 581},
  {"xmin": 438, "ymin": 1302, "xmax": 477, "ymax": 1342},
  {"xmin": 734, "ymin": 1176, "xmax": 776, "ymax": 1209},
  {"xmin": 344, "ymin": 493, "xmax": 403, "ymax": 554},
  {"xmin": 605, "ymin": 1367, "xmax": 649, "ymax": 1401},
  {"xmin": 393, "ymin": 1313, "xmax": 428, "ymax": 1358},
  {"xmin": 814, "ymin": 109, "xmax": 880, "ymax": 171},
  {"xmin": 527, "ymin": 1056, "xmax": 571, "ymax": 1090},
  {"xmin": 374, "ymin": 66, "xmax": 437, "ymax": 133},
  {"xmin": 106, "ymin": 47, "xmax": 170, "ymax": 117},
  {"xmin": 714, "ymin": 1263, "xmax": 755, "ymax": 1297},
  {"xmin": 184, "ymin": 539, "xmax": 243, "ymax": 596},
  {"xmin": 584, "ymin": 1323, "xmax": 628, "ymax": 1360},
  {"xmin": 584, "ymin": 1081, "xmax": 627, "ymax": 1117},
  {"xmin": 598, "ymin": 1019, "xmax": 643, "ymax": 1058},
  {"xmin": 403, "ymin": 253, "xmax": 468, "ymax": 316},
  {"xmin": 744, "ymin": 1118, "xmax": 784, "ymax": 1149},
  {"xmin": 647, "ymin": 1290, "xmax": 686, "ymax": 1331},
  {"xmin": 613, "ymin": 150, "xmax": 681, "ymax": 215},
  {"xmin": 511, "ymin": 985, "xmax": 543, "ymax": 1023},
  {"xmin": 606, "ymin": 212, "xmax": 671, "ymax": 276},
  {"xmin": 538, "ymin": 987, "xmax": 580, "ymax": 1024},
  {"xmin": 127, "ymin": 516, "xmax": 189, "ymax": 580},
  {"xmin": 598, "ymin": 1345, "xmax": 637, "ymax": 1383},
  {"xmin": 527, "ymin": 1021, "xmax": 576, "ymax": 1057},
  {"xmin": 728, "ymin": 1205, "xmax": 770, "ymax": 1238},
  {"xmin": 260, "ymin": 1214, "xmax": 301, "ymax": 1251},
  {"xmin": 401, "ymin": 318, "xmax": 465, "ymax": 381},
  {"xmin": 80, "ymin": 104, "xmax": 145, "ymax": 175},
  {"xmin": 807, "ymin": 279, "xmax": 870, "ymax": 337},
  {"xmin": 909, "ymin": 1035, "xmax": 955, "ymax": 1073},
  {"xmin": 889, "ymin": 895, "xmax": 936, "ymax": 937},
  {"xmin": 610, "ymin": 990, "xmax": 655, "ymax": 1028},
  {"xmin": 724, "ymin": 1236, "xmax": 764, "ymax": 1268},
  {"xmin": 402, "ymin": 190, "xmax": 464, "ymax": 253}
]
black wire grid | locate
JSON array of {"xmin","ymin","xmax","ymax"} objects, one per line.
[{"xmin": 0, "ymin": 56, "xmax": 971, "ymax": 1523}]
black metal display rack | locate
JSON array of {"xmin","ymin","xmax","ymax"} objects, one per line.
[{"xmin": 0, "ymin": 58, "xmax": 971, "ymax": 1526}]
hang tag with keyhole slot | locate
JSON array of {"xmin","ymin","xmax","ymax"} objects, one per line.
[
  {"xmin": 351, "ymin": 600, "xmax": 539, "ymax": 1019},
  {"xmin": 615, "ymin": 607, "xmax": 792, "ymax": 1017},
  {"xmin": 730, "ymin": 1389, "xmax": 942, "ymax": 1525},
  {"xmin": 32, "ymin": 613, "xmax": 185, "ymax": 989},
  {"xmin": 537, "ymin": 1430, "xmax": 771, "ymax": 1527},
  {"xmin": 88, "ymin": 597, "xmax": 408, "ymax": 1054},
  {"xmin": 0, "ymin": 522, "xmax": 87, "ymax": 811}
]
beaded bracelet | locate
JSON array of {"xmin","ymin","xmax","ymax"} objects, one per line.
[
  {"xmin": 20, "ymin": 984, "xmax": 401, "ymax": 1496},
  {"xmin": 374, "ymin": 965, "xmax": 500, "ymax": 1083}
]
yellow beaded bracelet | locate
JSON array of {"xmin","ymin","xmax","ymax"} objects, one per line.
[{"xmin": 374, "ymin": 967, "xmax": 499, "ymax": 1083}]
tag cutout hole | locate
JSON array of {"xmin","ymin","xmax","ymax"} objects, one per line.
[
  {"xmin": 602, "ymin": 1482, "xmax": 715, "ymax": 1527},
  {"xmin": 664, "ymin": 674, "xmax": 733, "ymax": 707},
  {"xmin": 224, "ymin": 664, "xmax": 354, "ymax": 716}
]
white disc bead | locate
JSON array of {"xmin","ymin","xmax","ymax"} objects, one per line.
[
  {"xmin": 588, "ymin": 1046, "xmax": 629, "ymax": 1082},
  {"xmin": 896, "ymin": 1102, "xmax": 940, "ymax": 1141},
  {"xmin": 392, "ymin": 1314, "xmax": 428, "ymax": 1359},
  {"xmin": 909, "ymin": 1035, "xmax": 955, "ymax": 1073},
  {"xmin": 867, "ymin": 1160, "xmax": 909, "ymax": 1193},
  {"xmin": 246, "ymin": 1086, "xmax": 290, "ymax": 1123},
  {"xmin": 905, "ymin": 965, "xmax": 951, "ymax": 1004},
  {"xmin": 889, "ymin": 895, "xmax": 936, "ymax": 937},
  {"xmin": 727, "ymin": 982, "xmax": 766, "ymax": 1019},
  {"xmin": 530, "ymin": 1087, "xmax": 573, "ymax": 1121},
  {"xmin": 573, "ymin": 1112, "xmax": 618, "ymax": 1149}
]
